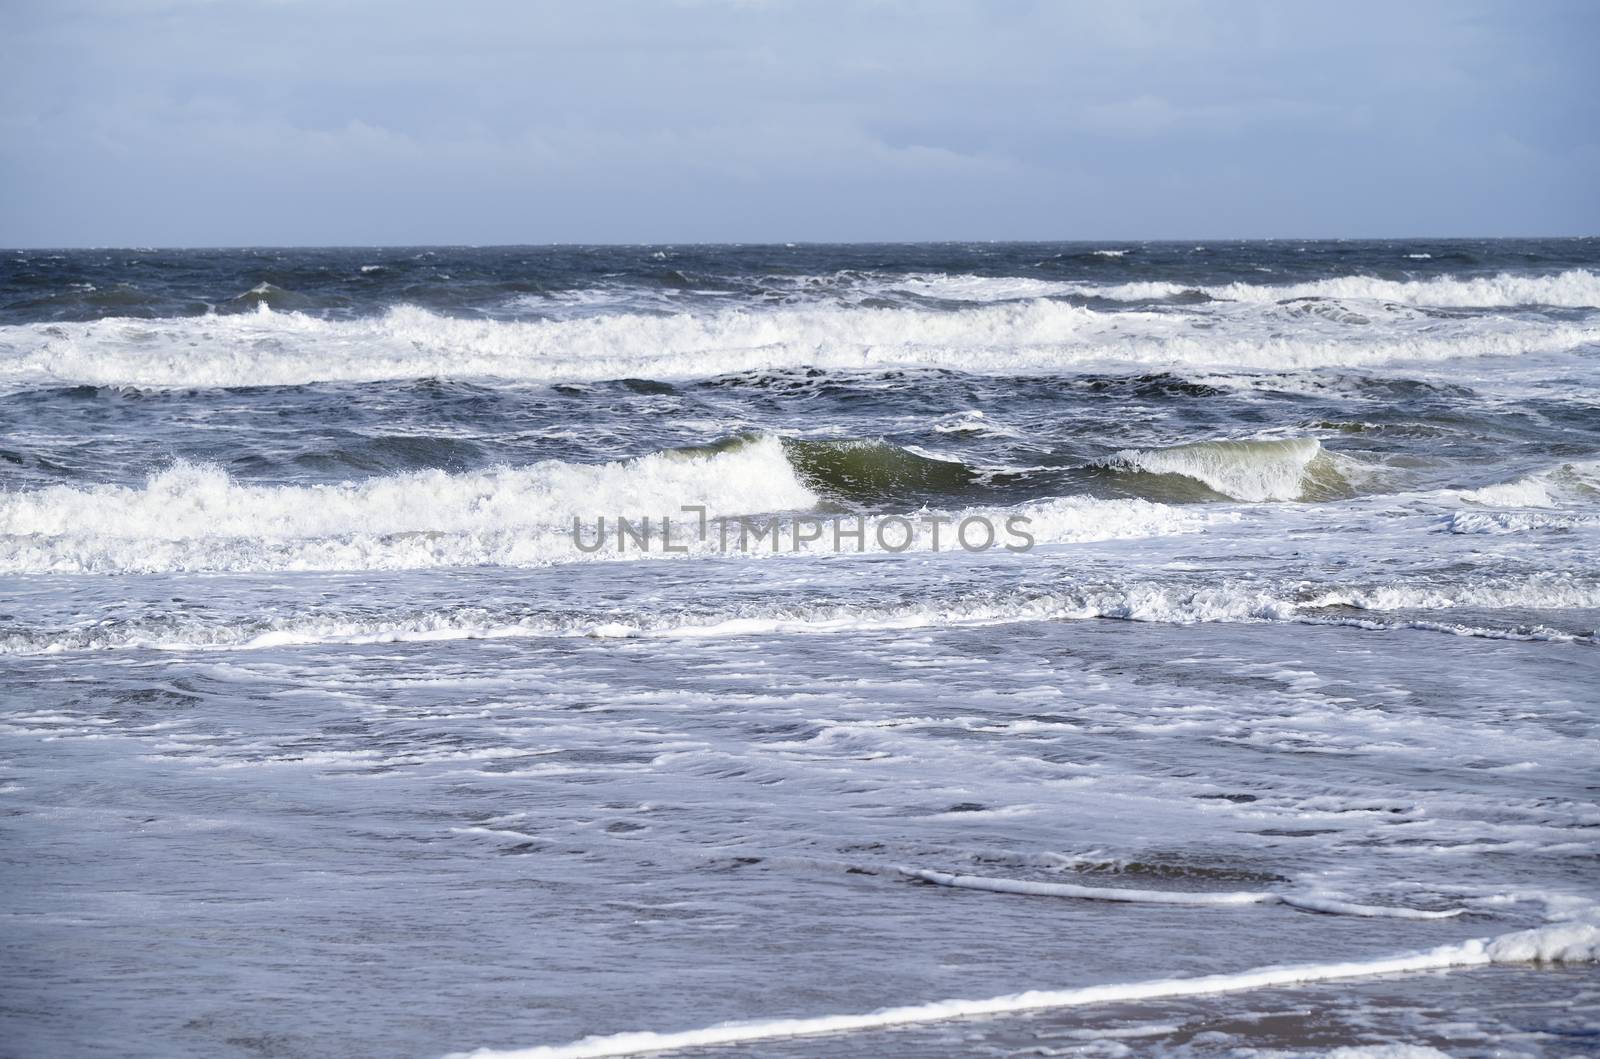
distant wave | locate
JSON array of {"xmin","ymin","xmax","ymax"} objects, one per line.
[
  {"xmin": 3, "ymin": 294, "xmax": 1595, "ymax": 390},
  {"xmin": 1074, "ymin": 268, "xmax": 1600, "ymax": 309},
  {"xmin": 881, "ymin": 268, "xmax": 1600, "ymax": 309},
  {"xmin": 1209, "ymin": 268, "xmax": 1600, "ymax": 308}
]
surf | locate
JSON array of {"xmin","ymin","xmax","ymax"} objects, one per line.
[
  {"xmin": 1098, "ymin": 437, "xmax": 1348, "ymax": 502},
  {"xmin": 4, "ymin": 294, "xmax": 1596, "ymax": 391}
]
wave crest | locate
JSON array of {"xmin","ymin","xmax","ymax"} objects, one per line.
[
  {"xmin": 1101, "ymin": 438, "xmax": 1340, "ymax": 502},
  {"xmin": 5, "ymin": 295, "xmax": 1595, "ymax": 390},
  {"xmin": 0, "ymin": 437, "xmax": 1214, "ymax": 574},
  {"xmin": 1081, "ymin": 269, "xmax": 1600, "ymax": 309}
]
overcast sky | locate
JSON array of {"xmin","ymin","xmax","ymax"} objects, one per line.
[{"xmin": 2, "ymin": 0, "xmax": 1596, "ymax": 246}]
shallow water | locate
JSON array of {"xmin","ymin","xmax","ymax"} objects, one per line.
[{"xmin": 2, "ymin": 241, "xmax": 1597, "ymax": 1057}]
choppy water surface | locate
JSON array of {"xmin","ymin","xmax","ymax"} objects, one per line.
[{"xmin": 2, "ymin": 241, "xmax": 1598, "ymax": 1058}]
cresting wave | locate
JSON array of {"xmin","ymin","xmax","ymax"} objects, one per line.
[
  {"xmin": 0, "ymin": 431, "xmax": 1585, "ymax": 575},
  {"xmin": 0, "ymin": 437, "xmax": 817, "ymax": 542},
  {"xmin": 1101, "ymin": 437, "xmax": 1345, "ymax": 502},
  {"xmin": 898, "ymin": 268, "xmax": 1600, "ymax": 308},
  {"xmin": 6, "ymin": 575, "xmax": 1594, "ymax": 655},
  {"xmin": 0, "ymin": 436, "xmax": 1212, "ymax": 575},
  {"xmin": 3, "ymin": 292, "xmax": 1596, "ymax": 390},
  {"xmin": 1061, "ymin": 268, "xmax": 1600, "ymax": 308},
  {"xmin": 440, "ymin": 921, "xmax": 1600, "ymax": 1059}
]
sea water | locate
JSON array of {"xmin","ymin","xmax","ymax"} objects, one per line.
[{"xmin": 1, "ymin": 241, "xmax": 1597, "ymax": 1057}]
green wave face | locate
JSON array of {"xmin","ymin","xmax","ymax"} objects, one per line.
[
  {"xmin": 781, "ymin": 437, "xmax": 983, "ymax": 506},
  {"xmin": 663, "ymin": 433, "xmax": 1365, "ymax": 509}
]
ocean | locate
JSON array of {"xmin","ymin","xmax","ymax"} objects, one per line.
[{"xmin": 1, "ymin": 240, "xmax": 1597, "ymax": 1058}]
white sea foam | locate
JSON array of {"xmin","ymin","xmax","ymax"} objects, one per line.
[
  {"xmin": 903, "ymin": 869, "xmax": 1463, "ymax": 918},
  {"xmin": 1305, "ymin": 579, "xmax": 1600, "ymax": 613},
  {"xmin": 2, "ymin": 293, "xmax": 1595, "ymax": 391},
  {"xmin": 1445, "ymin": 510, "xmax": 1600, "ymax": 534},
  {"xmin": 1430, "ymin": 460, "xmax": 1600, "ymax": 532},
  {"xmin": 891, "ymin": 274, "xmax": 1081, "ymax": 302},
  {"xmin": 0, "ymin": 436, "xmax": 806, "ymax": 573},
  {"xmin": 6, "ymin": 574, "xmax": 1590, "ymax": 655},
  {"xmin": 440, "ymin": 922, "xmax": 1600, "ymax": 1059},
  {"xmin": 1082, "ymin": 269, "xmax": 1600, "ymax": 309},
  {"xmin": 0, "ymin": 446, "xmax": 1210, "ymax": 575},
  {"xmin": 1458, "ymin": 478, "xmax": 1560, "ymax": 508},
  {"xmin": 538, "ymin": 267, "xmax": 1599, "ymax": 313},
  {"xmin": 893, "ymin": 268, "xmax": 1600, "ymax": 309},
  {"xmin": 930, "ymin": 409, "xmax": 1026, "ymax": 439},
  {"xmin": 0, "ymin": 435, "xmax": 813, "ymax": 548}
]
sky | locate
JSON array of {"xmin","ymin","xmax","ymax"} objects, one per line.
[{"xmin": 1, "ymin": 0, "xmax": 1596, "ymax": 246}]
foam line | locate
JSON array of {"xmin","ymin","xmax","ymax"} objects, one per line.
[
  {"xmin": 441, "ymin": 923, "xmax": 1598, "ymax": 1059},
  {"xmin": 904, "ymin": 867, "xmax": 1269, "ymax": 906},
  {"xmin": 4, "ymin": 296, "xmax": 1597, "ymax": 391},
  {"xmin": 1276, "ymin": 894, "xmax": 1464, "ymax": 920},
  {"xmin": 905, "ymin": 869, "xmax": 1464, "ymax": 919},
  {"xmin": 1047, "ymin": 269, "xmax": 1600, "ymax": 309},
  {"xmin": 6, "ymin": 573, "xmax": 1595, "ymax": 655}
]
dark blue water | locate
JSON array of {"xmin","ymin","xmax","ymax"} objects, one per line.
[{"xmin": 7, "ymin": 240, "xmax": 1596, "ymax": 324}]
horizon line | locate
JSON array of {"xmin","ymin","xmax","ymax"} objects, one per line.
[{"xmin": 5, "ymin": 233, "xmax": 1598, "ymax": 253}]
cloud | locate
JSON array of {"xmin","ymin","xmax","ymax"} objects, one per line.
[{"xmin": 1, "ymin": 0, "xmax": 1596, "ymax": 244}]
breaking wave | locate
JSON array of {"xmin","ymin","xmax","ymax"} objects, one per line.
[
  {"xmin": 3, "ymin": 295, "xmax": 1595, "ymax": 390},
  {"xmin": 1101, "ymin": 437, "xmax": 1345, "ymax": 502},
  {"xmin": 0, "ymin": 436, "xmax": 1213, "ymax": 575},
  {"xmin": 1077, "ymin": 268, "xmax": 1600, "ymax": 309},
  {"xmin": 0, "ymin": 435, "xmax": 815, "ymax": 543}
]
